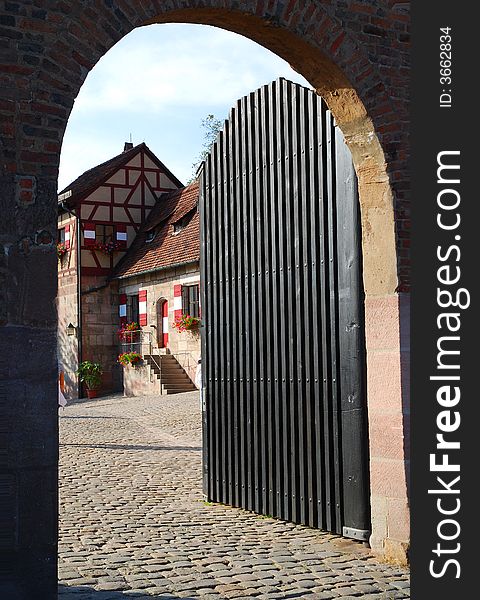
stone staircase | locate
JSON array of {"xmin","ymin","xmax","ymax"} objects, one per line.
[{"xmin": 144, "ymin": 353, "xmax": 197, "ymax": 395}]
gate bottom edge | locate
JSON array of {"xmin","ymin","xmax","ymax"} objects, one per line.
[{"xmin": 342, "ymin": 526, "xmax": 371, "ymax": 542}]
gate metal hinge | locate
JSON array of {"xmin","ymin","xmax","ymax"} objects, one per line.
[{"xmin": 342, "ymin": 526, "xmax": 370, "ymax": 542}]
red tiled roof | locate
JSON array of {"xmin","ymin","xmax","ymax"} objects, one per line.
[
  {"xmin": 113, "ymin": 180, "xmax": 200, "ymax": 278},
  {"xmin": 57, "ymin": 142, "xmax": 183, "ymax": 205}
]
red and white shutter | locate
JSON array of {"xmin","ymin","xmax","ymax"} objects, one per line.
[
  {"xmin": 119, "ymin": 293, "xmax": 127, "ymax": 327},
  {"xmin": 116, "ymin": 224, "xmax": 127, "ymax": 249},
  {"xmin": 174, "ymin": 284, "xmax": 183, "ymax": 322},
  {"xmin": 64, "ymin": 223, "xmax": 71, "ymax": 250},
  {"xmin": 84, "ymin": 222, "xmax": 96, "ymax": 247},
  {"xmin": 162, "ymin": 300, "xmax": 169, "ymax": 347},
  {"xmin": 138, "ymin": 290, "xmax": 147, "ymax": 326}
]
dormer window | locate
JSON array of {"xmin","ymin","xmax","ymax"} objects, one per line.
[
  {"xmin": 173, "ymin": 221, "xmax": 186, "ymax": 235},
  {"xmin": 172, "ymin": 208, "xmax": 196, "ymax": 235},
  {"xmin": 145, "ymin": 230, "xmax": 156, "ymax": 243}
]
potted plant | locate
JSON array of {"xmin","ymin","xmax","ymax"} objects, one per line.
[{"xmin": 76, "ymin": 361, "xmax": 103, "ymax": 399}]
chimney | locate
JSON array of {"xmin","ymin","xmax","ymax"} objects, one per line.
[{"xmin": 123, "ymin": 142, "xmax": 133, "ymax": 152}]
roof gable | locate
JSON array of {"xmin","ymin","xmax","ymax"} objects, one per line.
[{"xmin": 58, "ymin": 142, "xmax": 183, "ymax": 206}]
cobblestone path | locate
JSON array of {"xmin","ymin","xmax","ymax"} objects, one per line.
[{"xmin": 58, "ymin": 392, "xmax": 410, "ymax": 600}]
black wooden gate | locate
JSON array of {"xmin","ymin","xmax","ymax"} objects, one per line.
[{"xmin": 200, "ymin": 78, "xmax": 370, "ymax": 539}]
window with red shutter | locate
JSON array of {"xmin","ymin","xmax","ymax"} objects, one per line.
[
  {"xmin": 116, "ymin": 224, "xmax": 127, "ymax": 249},
  {"xmin": 83, "ymin": 222, "xmax": 96, "ymax": 247},
  {"xmin": 64, "ymin": 223, "xmax": 71, "ymax": 250},
  {"xmin": 138, "ymin": 290, "xmax": 147, "ymax": 326}
]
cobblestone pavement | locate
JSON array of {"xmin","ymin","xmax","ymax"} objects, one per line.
[{"xmin": 59, "ymin": 392, "xmax": 410, "ymax": 600}]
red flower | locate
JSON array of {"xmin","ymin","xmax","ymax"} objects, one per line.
[{"xmin": 173, "ymin": 314, "xmax": 200, "ymax": 332}]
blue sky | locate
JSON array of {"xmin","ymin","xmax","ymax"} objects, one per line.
[{"xmin": 59, "ymin": 23, "xmax": 311, "ymax": 191}]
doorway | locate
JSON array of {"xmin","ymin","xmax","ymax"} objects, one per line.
[{"xmin": 156, "ymin": 298, "xmax": 169, "ymax": 349}]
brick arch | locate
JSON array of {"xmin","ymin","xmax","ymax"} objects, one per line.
[
  {"xmin": 19, "ymin": 1, "xmax": 408, "ymax": 294},
  {"xmin": 0, "ymin": 2, "xmax": 410, "ymax": 590}
]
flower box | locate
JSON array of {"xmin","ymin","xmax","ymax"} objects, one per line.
[
  {"xmin": 57, "ymin": 242, "xmax": 68, "ymax": 259},
  {"xmin": 173, "ymin": 314, "xmax": 201, "ymax": 333},
  {"xmin": 118, "ymin": 352, "xmax": 142, "ymax": 367}
]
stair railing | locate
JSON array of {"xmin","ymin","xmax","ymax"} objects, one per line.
[
  {"xmin": 172, "ymin": 350, "xmax": 199, "ymax": 381},
  {"xmin": 148, "ymin": 354, "xmax": 163, "ymax": 393},
  {"xmin": 118, "ymin": 329, "xmax": 152, "ymax": 355},
  {"xmin": 119, "ymin": 330, "xmax": 167, "ymax": 393}
]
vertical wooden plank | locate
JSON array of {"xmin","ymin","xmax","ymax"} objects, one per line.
[
  {"xmin": 275, "ymin": 80, "xmax": 291, "ymax": 523},
  {"xmin": 211, "ymin": 138, "xmax": 222, "ymax": 503},
  {"xmin": 199, "ymin": 156, "xmax": 209, "ymax": 497},
  {"xmin": 225, "ymin": 119, "xmax": 236, "ymax": 507},
  {"xmin": 248, "ymin": 89, "xmax": 264, "ymax": 515},
  {"xmin": 288, "ymin": 79, "xmax": 303, "ymax": 525},
  {"xmin": 268, "ymin": 81, "xmax": 282, "ymax": 520},
  {"xmin": 217, "ymin": 128, "xmax": 228, "ymax": 505},
  {"xmin": 297, "ymin": 85, "xmax": 313, "ymax": 527},
  {"xmin": 233, "ymin": 101, "xmax": 246, "ymax": 509}
]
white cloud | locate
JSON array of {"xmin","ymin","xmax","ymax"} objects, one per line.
[
  {"xmin": 60, "ymin": 23, "xmax": 312, "ymax": 191},
  {"xmin": 73, "ymin": 24, "xmax": 311, "ymax": 114}
]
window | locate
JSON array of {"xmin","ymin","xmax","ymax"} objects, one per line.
[
  {"xmin": 96, "ymin": 224, "xmax": 114, "ymax": 244},
  {"xmin": 182, "ymin": 284, "xmax": 200, "ymax": 318},
  {"xmin": 127, "ymin": 294, "xmax": 139, "ymax": 325},
  {"xmin": 173, "ymin": 221, "xmax": 185, "ymax": 235},
  {"xmin": 145, "ymin": 230, "xmax": 156, "ymax": 243},
  {"xmin": 58, "ymin": 228, "xmax": 66, "ymax": 243},
  {"xmin": 173, "ymin": 208, "xmax": 196, "ymax": 235}
]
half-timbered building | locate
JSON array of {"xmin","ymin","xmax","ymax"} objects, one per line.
[{"xmin": 57, "ymin": 141, "xmax": 197, "ymax": 398}]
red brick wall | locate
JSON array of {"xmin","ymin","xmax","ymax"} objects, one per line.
[{"xmin": 0, "ymin": 0, "xmax": 410, "ymax": 287}]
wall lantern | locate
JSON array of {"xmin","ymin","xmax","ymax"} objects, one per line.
[{"xmin": 66, "ymin": 323, "xmax": 77, "ymax": 337}]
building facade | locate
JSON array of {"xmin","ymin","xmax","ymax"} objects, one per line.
[
  {"xmin": 113, "ymin": 182, "xmax": 201, "ymax": 395},
  {"xmin": 57, "ymin": 142, "xmax": 201, "ymax": 398}
]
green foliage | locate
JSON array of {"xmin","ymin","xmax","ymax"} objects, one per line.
[
  {"xmin": 189, "ymin": 114, "xmax": 224, "ymax": 182},
  {"xmin": 76, "ymin": 361, "xmax": 103, "ymax": 390}
]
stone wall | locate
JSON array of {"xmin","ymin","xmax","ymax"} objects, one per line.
[
  {"xmin": 122, "ymin": 362, "xmax": 160, "ymax": 397},
  {"xmin": 57, "ymin": 219, "xmax": 123, "ymax": 398},
  {"xmin": 81, "ymin": 275, "xmax": 122, "ymax": 396}
]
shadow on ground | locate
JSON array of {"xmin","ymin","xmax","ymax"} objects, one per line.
[
  {"xmin": 61, "ymin": 416, "xmax": 122, "ymax": 420},
  {"xmin": 58, "ymin": 584, "xmax": 211, "ymax": 600},
  {"xmin": 59, "ymin": 443, "xmax": 202, "ymax": 451}
]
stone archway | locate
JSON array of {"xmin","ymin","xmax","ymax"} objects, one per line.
[{"xmin": 0, "ymin": 2, "xmax": 410, "ymax": 595}]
